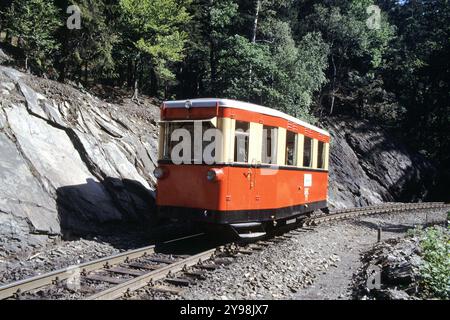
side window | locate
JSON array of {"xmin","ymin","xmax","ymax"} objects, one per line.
[
  {"xmin": 285, "ymin": 131, "xmax": 297, "ymax": 166},
  {"xmin": 303, "ymin": 136, "xmax": 312, "ymax": 167},
  {"xmin": 317, "ymin": 141, "xmax": 325, "ymax": 169},
  {"xmin": 234, "ymin": 121, "xmax": 249, "ymax": 162},
  {"xmin": 262, "ymin": 125, "xmax": 278, "ymax": 164}
]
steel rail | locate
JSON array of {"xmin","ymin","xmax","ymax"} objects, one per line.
[
  {"xmin": 0, "ymin": 233, "xmax": 205, "ymax": 300},
  {"xmin": 0, "ymin": 244, "xmax": 157, "ymax": 300},
  {"xmin": 86, "ymin": 248, "xmax": 217, "ymax": 300},
  {"xmin": 309, "ymin": 202, "xmax": 449, "ymax": 225}
]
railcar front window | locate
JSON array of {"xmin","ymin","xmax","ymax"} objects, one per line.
[
  {"xmin": 234, "ymin": 121, "xmax": 249, "ymax": 163},
  {"xmin": 162, "ymin": 121, "xmax": 215, "ymax": 163},
  {"xmin": 303, "ymin": 136, "xmax": 312, "ymax": 167},
  {"xmin": 285, "ymin": 131, "xmax": 297, "ymax": 166}
]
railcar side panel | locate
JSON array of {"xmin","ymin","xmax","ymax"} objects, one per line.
[{"xmin": 156, "ymin": 164, "xmax": 328, "ymax": 215}]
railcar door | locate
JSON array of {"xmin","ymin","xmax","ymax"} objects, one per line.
[{"xmin": 227, "ymin": 120, "xmax": 253, "ymax": 216}]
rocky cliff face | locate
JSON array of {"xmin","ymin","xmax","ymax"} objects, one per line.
[
  {"xmin": 0, "ymin": 66, "xmax": 437, "ymax": 256},
  {"xmin": 325, "ymin": 119, "xmax": 436, "ymax": 209},
  {"xmin": 0, "ymin": 66, "xmax": 159, "ymax": 255}
]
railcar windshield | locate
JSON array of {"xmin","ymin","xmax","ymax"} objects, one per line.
[{"xmin": 161, "ymin": 120, "xmax": 218, "ymax": 163}]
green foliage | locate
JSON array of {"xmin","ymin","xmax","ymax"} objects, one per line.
[
  {"xmin": 216, "ymin": 35, "xmax": 274, "ymax": 102},
  {"xmin": 380, "ymin": 0, "xmax": 450, "ymax": 197},
  {"xmin": 60, "ymin": 0, "xmax": 117, "ymax": 82},
  {"xmin": 269, "ymin": 31, "xmax": 329, "ymax": 120},
  {"xmin": 418, "ymin": 226, "xmax": 450, "ymax": 299},
  {"xmin": 2, "ymin": 0, "xmax": 61, "ymax": 70},
  {"xmin": 301, "ymin": 1, "xmax": 395, "ymax": 117},
  {"xmin": 213, "ymin": 0, "xmax": 329, "ymax": 122},
  {"xmin": 119, "ymin": 0, "xmax": 191, "ymax": 83},
  {"xmin": 210, "ymin": 0, "xmax": 238, "ymax": 33}
]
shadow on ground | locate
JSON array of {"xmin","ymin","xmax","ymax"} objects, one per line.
[{"xmin": 55, "ymin": 177, "xmax": 206, "ymax": 251}]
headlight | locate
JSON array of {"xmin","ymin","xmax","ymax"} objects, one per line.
[
  {"xmin": 153, "ymin": 167, "xmax": 166, "ymax": 179},
  {"xmin": 207, "ymin": 170, "xmax": 216, "ymax": 181},
  {"xmin": 207, "ymin": 168, "xmax": 224, "ymax": 182}
]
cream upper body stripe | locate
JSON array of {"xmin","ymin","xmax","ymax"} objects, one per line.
[{"xmin": 163, "ymin": 98, "xmax": 330, "ymax": 137}]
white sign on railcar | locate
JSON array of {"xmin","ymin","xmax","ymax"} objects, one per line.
[{"xmin": 304, "ymin": 174, "xmax": 312, "ymax": 187}]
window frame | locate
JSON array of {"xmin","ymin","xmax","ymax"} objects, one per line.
[
  {"xmin": 317, "ymin": 140, "xmax": 326, "ymax": 169},
  {"xmin": 261, "ymin": 125, "xmax": 278, "ymax": 165},
  {"xmin": 285, "ymin": 130, "xmax": 298, "ymax": 166},
  {"xmin": 233, "ymin": 120, "xmax": 250, "ymax": 163},
  {"xmin": 302, "ymin": 136, "xmax": 313, "ymax": 168}
]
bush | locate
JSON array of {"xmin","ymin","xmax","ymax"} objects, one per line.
[{"xmin": 418, "ymin": 226, "xmax": 450, "ymax": 299}]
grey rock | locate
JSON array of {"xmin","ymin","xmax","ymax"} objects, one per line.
[
  {"xmin": 17, "ymin": 81, "xmax": 47, "ymax": 119},
  {"xmin": 381, "ymin": 288, "xmax": 411, "ymax": 300},
  {"xmin": 0, "ymin": 66, "xmax": 22, "ymax": 82},
  {"xmin": 95, "ymin": 115, "xmax": 123, "ymax": 138},
  {"xmin": 0, "ymin": 110, "xmax": 6, "ymax": 129},
  {"xmin": 42, "ymin": 101, "xmax": 66, "ymax": 127},
  {"xmin": 0, "ymin": 49, "xmax": 12, "ymax": 64},
  {"xmin": 325, "ymin": 119, "xmax": 435, "ymax": 209},
  {"xmin": 1, "ymin": 82, "xmax": 15, "ymax": 92},
  {"xmin": 0, "ymin": 131, "xmax": 60, "ymax": 234},
  {"xmin": 0, "ymin": 66, "xmax": 159, "ymax": 256}
]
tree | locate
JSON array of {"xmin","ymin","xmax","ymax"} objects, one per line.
[
  {"xmin": 53, "ymin": 0, "xmax": 117, "ymax": 84},
  {"xmin": 215, "ymin": 0, "xmax": 329, "ymax": 121},
  {"xmin": 2, "ymin": 0, "xmax": 61, "ymax": 72},
  {"xmin": 175, "ymin": 0, "xmax": 239, "ymax": 98},
  {"xmin": 255, "ymin": 4, "xmax": 329, "ymax": 118},
  {"xmin": 380, "ymin": 0, "xmax": 450, "ymax": 199},
  {"xmin": 118, "ymin": 0, "xmax": 191, "ymax": 99},
  {"xmin": 216, "ymin": 34, "xmax": 275, "ymax": 103},
  {"xmin": 301, "ymin": 1, "xmax": 395, "ymax": 115}
]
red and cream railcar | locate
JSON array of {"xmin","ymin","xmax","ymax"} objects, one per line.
[{"xmin": 154, "ymin": 98, "xmax": 330, "ymax": 237}]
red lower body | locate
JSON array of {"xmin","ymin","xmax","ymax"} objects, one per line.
[{"xmin": 156, "ymin": 163, "xmax": 328, "ymax": 224}]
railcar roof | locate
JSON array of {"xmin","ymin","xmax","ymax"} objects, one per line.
[{"xmin": 164, "ymin": 98, "xmax": 330, "ymax": 137}]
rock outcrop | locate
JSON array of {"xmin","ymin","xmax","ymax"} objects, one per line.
[
  {"xmin": 353, "ymin": 236, "xmax": 423, "ymax": 300},
  {"xmin": 0, "ymin": 66, "xmax": 159, "ymax": 256},
  {"xmin": 325, "ymin": 119, "xmax": 436, "ymax": 209},
  {"xmin": 0, "ymin": 66, "xmax": 437, "ymax": 256}
]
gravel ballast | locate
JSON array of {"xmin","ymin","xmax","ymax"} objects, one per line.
[
  {"xmin": 178, "ymin": 209, "xmax": 447, "ymax": 300},
  {"xmin": 0, "ymin": 209, "xmax": 447, "ymax": 300}
]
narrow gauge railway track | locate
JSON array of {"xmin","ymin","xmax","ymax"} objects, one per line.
[
  {"xmin": 0, "ymin": 233, "xmax": 210, "ymax": 300},
  {"xmin": 1, "ymin": 202, "xmax": 448, "ymax": 300},
  {"xmin": 307, "ymin": 201, "xmax": 450, "ymax": 225}
]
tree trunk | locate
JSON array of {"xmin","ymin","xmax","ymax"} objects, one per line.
[
  {"xmin": 57, "ymin": 34, "xmax": 68, "ymax": 82},
  {"xmin": 208, "ymin": 0, "xmax": 217, "ymax": 93},
  {"xmin": 329, "ymin": 54, "xmax": 337, "ymax": 115},
  {"xmin": 248, "ymin": 0, "xmax": 260, "ymax": 98},
  {"xmin": 131, "ymin": 58, "xmax": 139, "ymax": 101},
  {"xmin": 127, "ymin": 58, "xmax": 133, "ymax": 87},
  {"xmin": 209, "ymin": 41, "xmax": 216, "ymax": 93},
  {"xmin": 84, "ymin": 61, "xmax": 88, "ymax": 85},
  {"xmin": 149, "ymin": 67, "xmax": 158, "ymax": 97},
  {"xmin": 252, "ymin": 0, "xmax": 260, "ymax": 44},
  {"xmin": 132, "ymin": 78, "xmax": 139, "ymax": 101},
  {"xmin": 58, "ymin": 61, "xmax": 66, "ymax": 82}
]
